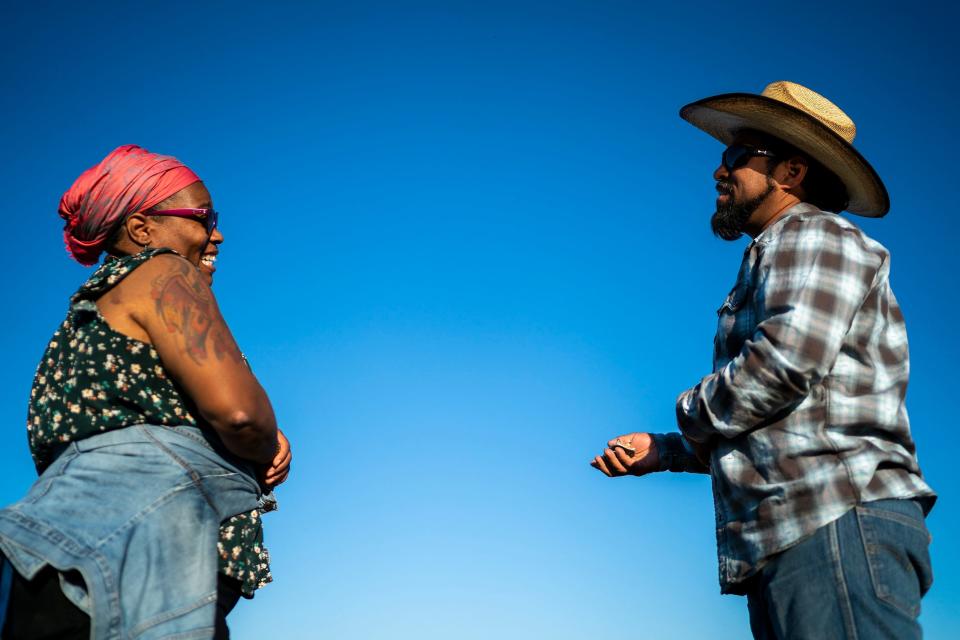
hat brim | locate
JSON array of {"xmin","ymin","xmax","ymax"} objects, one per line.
[{"xmin": 680, "ymin": 93, "xmax": 889, "ymax": 217}]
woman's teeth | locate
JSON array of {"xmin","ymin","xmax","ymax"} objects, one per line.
[{"xmin": 200, "ymin": 255, "xmax": 216, "ymax": 268}]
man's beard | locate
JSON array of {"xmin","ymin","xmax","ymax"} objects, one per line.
[{"xmin": 711, "ymin": 178, "xmax": 776, "ymax": 241}]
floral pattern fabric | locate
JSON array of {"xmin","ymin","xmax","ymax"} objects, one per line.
[{"xmin": 28, "ymin": 248, "xmax": 271, "ymax": 595}]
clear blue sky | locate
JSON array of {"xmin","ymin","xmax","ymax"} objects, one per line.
[{"xmin": 1, "ymin": 1, "xmax": 956, "ymax": 638}]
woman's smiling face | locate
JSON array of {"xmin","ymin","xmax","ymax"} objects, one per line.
[{"xmin": 144, "ymin": 182, "xmax": 223, "ymax": 285}]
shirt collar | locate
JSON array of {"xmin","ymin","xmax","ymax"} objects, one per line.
[{"xmin": 751, "ymin": 202, "xmax": 822, "ymax": 245}]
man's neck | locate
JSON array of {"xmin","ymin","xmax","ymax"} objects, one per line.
[{"xmin": 744, "ymin": 191, "xmax": 802, "ymax": 238}]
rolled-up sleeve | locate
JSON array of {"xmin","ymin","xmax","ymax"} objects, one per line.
[{"xmin": 677, "ymin": 216, "xmax": 883, "ymax": 443}]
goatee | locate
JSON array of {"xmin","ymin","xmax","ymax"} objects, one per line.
[{"xmin": 711, "ymin": 180, "xmax": 775, "ymax": 241}]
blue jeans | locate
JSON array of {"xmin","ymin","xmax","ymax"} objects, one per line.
[
  {"xmin": 745, "ymin": 499, "xmax": 933, "ymax": 640},
  {"xmin": 0, "ymin": 425, "xmax": 269, "ymax": 640}
]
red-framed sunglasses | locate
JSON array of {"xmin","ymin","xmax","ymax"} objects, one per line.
[{"xmin": 145, "ymin": 208, "xmax": 219, "ymax": 234}]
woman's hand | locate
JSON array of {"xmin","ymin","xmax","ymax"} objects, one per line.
[{"xmin": 261, "ymin": 429, "xmax": 291, "ymax": 488}]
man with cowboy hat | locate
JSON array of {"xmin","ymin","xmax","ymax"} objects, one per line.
[{"xmin": 591, "ymin": 81, "xmax": 936, "ymax": 639}]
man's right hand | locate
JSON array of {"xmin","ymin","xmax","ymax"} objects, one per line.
[{"xmin": 590, "ymin": 432, "xmax": 660, "ymax": 477}]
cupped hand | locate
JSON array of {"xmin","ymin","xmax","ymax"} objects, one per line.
[
  {"xmin": 590, "ymin": 432, "xmax": 660, "ymax": 477},
  {"xmin": 261, "ymin": 429, "xmax": 291, "ymax": 488}
]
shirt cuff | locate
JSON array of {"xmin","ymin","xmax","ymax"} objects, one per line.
[{"xmin": 651, "ymin": 432, "xmax": 704, "ymax": 473}]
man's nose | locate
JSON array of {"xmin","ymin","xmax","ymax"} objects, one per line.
[{"xmin": 713, "ymin": 164, "xmax": 729, "ymax": 181}]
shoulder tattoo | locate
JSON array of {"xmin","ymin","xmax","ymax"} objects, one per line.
[{"xmin": 150, "ymin": 260, "xmax": 243, "ymax": 365}]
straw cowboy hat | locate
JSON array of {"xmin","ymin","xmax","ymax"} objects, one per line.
[{"xmin": 679, "ymin": 81, "xmax": 889, "ymax": 217}]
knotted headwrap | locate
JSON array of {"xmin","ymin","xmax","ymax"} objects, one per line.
[{"xmin": 59, "ymin": 144, "xmax": 201, "ymax": 265}]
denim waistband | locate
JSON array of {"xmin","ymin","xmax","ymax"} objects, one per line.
[
  {"xmin": 47, "ymin": 423, "xmax": 216, "ymax": 459},
  {"xmin": 52, "ymin": 424, "xmax": 259, "ymax": 481},
  {"xmin": 861, "ymin": 497, "xmax": 926, "ymax": 519}
]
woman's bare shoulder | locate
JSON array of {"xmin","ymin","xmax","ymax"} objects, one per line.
[
  {"xmin": 115, "ymin": 252, "xmax": 204, "ymax": 297},
  {"xmin": 99, "ymin": 253, "xmax": 209, "ymax": 335}
]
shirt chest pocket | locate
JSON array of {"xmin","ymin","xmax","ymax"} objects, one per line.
[
  {"xmin": 716, "ymin": 286, "xmax": 747, "ymax": 316},
  {"xmin": 714, "ymin": 285, "xmax": 753, "ymax": 365}
]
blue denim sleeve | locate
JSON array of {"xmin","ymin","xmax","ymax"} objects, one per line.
[{"xmin": 651, "ymin": 432, "xmax": 709, "ymax": 474}]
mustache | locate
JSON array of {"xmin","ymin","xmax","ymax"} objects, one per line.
[{"xmin": 716, "ymin": 182, "xmax": 734, "ymax": 195}]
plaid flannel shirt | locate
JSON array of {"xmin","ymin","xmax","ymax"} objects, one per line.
[{"xmin": 661, "ymin": 203, "xmax": 935, "ymax": 593}]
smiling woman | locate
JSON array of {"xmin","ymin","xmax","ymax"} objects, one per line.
[{"xmin": 0, "ymin": 145, "xmax": 291, "ymax": 639}]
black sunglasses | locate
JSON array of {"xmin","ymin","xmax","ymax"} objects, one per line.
[{"xmin": 722, "ymin": 145, "xmax": 777, "ymax": 172}]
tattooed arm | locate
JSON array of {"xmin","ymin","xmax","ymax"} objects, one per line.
[{"xmin": 129, "ymin": 254, "xmax": 278, "ymax": 463}]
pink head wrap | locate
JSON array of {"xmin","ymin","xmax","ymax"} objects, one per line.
[{"xmin": 59, "ymin": 144, "xmax": 201, "ymax": 265}]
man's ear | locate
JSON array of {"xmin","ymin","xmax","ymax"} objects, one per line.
[
  {"xmin": 779, "ymin": 155, "xmax": 808, "ymax": 191},
  {"xmin": 124, "ymin": 212, "xmax": 152, "ymax": 247}
]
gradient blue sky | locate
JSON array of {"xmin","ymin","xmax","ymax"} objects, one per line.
[{"xmin": 1, "ymin": 1, "xmax": 957, "ymax": 638}]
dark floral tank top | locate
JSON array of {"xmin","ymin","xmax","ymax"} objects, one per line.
[{"xmin": 28, "ymin": 248, "xmax": 271, "ymax": 595}]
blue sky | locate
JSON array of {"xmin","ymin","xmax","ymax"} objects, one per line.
[{"xmin": 1, "ymin": 1, "xmax": 957, "ymax": 637}]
